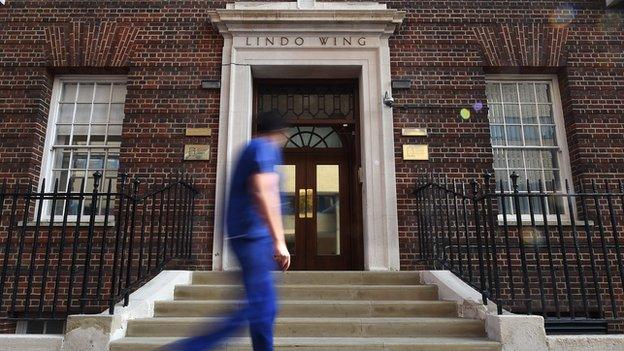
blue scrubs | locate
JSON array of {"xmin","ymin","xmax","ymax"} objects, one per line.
[{"xmin": 161, "ymin": 137, "xmax": 282, "ymax": 351}]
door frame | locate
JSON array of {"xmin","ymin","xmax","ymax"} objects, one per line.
[
  {"xmin": 252, "ymin": 78, "xmax": 363, "ymax": 270},
  {"xmin": 212, "ymin": 54, "xmax": 401, "ymax": 272}
]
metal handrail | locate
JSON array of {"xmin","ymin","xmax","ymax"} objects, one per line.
[
  {"xmin": 414, "ymin": 172, "xmax": 624, "ymax": 332},
  {"xmin": 0, "ymin": 172, "xmax": 199, "ymax": 321}
]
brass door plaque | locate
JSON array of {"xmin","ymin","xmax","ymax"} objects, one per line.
[
  {"xmin": 402, "ymin": 128, "xmax": 428, "ymax": 137},
  {"xmin": 403, "ymin": 144, "xmax": 429, "ymax": 161},
  {"xmin": 185, "ymin": 128, "xmax": 212, "ymax": 136},
  {"xmin": 184, "ymin": 144, "xmax": 210, "ymax": 161}
]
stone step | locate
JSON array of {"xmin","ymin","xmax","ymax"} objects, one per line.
[
  {"xmin": 154, "ymin": 300, "xmax": 458, "ymax": 318},
  {"xmin": 126, "ymin": 317, "xmax": 486, "ymax": 338},
  {"xmin": 110, "ymin": 336, "xmax": 501, "ymax": 351},
  {"xmin": 192, "ymin": 271, "xmax": 422, "ymax": 286},
  {"xmin": 174, "ymin": 284, "xmax": 438, "ymax": 301}
]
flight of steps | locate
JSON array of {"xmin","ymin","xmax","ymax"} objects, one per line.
[{"xmin": 109, "ymin": 271, "xmax": 501, "ymax": 351}]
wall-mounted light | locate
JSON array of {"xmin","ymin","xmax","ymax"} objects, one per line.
[
  {"xmin": 201, "ymin": 80, "xmax": 220, "ymax": 89},
  {"xmin": 0, "ymin": 0, "xmax": 5, "ymax": 5},
  {"xmin": 391, "ymin": 79, "xmax": 411, "ymax": 89}
]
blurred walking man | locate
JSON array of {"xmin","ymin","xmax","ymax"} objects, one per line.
[{"xmin": 161, "ymin": 110, "xmax": 291, "ymax": 351}]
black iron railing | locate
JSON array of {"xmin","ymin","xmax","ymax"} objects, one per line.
[
  {"xmin": 414, "ymin": 172, "xmax": 624, "ymax": 334},
  {"xmin": 0, "ymin": 172, "xmax": 199, "ymax": 322}
]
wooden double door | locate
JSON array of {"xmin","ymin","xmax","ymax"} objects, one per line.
[{"xmin": 278, "ymin": 151, "xmax": 352, "ymax": 270}]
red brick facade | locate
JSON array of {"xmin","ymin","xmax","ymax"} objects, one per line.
[{"xmin": 1, "ymin": 0, "xmax": 623, "ymax": 332}]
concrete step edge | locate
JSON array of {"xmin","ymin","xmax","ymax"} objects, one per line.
[
  {"xmin": 128, "ymin": 316, "xmax": 483, "ymax": 324},
  {"xmin": 155, "ymin": 299, "xmax": 456, "ymax": 305},
  {"xmin": 112, "ymin": 336, "xmax": 500, "ymax": 346}
]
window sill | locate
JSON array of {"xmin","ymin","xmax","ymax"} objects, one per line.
[
  {"xmin": 18, "ymin": 220, "xmax": 116, "ymax": 227},
  {"xmin": 497, "ymin": 218, "xmax": 594, "ymax": 227}
]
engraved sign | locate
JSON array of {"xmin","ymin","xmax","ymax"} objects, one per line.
[
  {"xmin": 186, "ymin": 128, "xmax": 212, "ymax": 137},
  {"xmin": 402, "ymin": 128, "xmax": 428, "ymax": 137},
  {"xmin": 184, "ymin": 145, "xmax": 210, "ymax": 161},
  {"xmin": 403, "ymin": 144, "xmax": 429, "ymax": 161},
  {"xmin": 239, "ymin": 36, "xmax": 372, "ymax": 48}
]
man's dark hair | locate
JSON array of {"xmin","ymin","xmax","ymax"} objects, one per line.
[{"xmin": 257, "ymin": 110, "xmax": 289, "ymax": 133}]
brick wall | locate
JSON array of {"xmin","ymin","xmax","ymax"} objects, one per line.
[{"xmin": 0, "ymin": 0, "xmax": 623, "ymax": 332}]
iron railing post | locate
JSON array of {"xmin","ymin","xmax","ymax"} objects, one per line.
[{"xmin": 471, "ymin": 179, "xmax": 488, "ymax": 305}]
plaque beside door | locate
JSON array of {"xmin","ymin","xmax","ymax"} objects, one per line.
[{"xmin": 402, "ymin": 144, "xmax": 429, "ymax": 161}]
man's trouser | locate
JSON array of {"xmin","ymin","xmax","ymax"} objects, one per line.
[{"xmin": 162, "ymin": 235, "xmax": 278, "ymax": 351}]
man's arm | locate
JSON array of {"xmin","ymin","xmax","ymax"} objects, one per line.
[{"xmin": 249, "ymin": 172, "xmax": 290, "ymax": 271}]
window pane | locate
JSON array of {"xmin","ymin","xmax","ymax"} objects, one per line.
[
  {"xmin": 112, "ymin": 84, "xmax": 127, "ymax": 103},
  {"xmin": 88, "ymin": 152, "xmax": 106, "ymax": 170},
  {"xmin": 543, "ymin": 170, "xmax": 561, "ymax": 191},
  {"xmin": 90, "ymin": 124, "xmax": 107, "ymax": 137},
  {"xmin": 52, "ymin": 170, "xmax": 69, "ymax": 192},
  {"xmin": 59, "ymin": 103, "xmax": 75, "ymax": 123},
  {"xmin": 68, "ymin": 171, "xmax": 86, "ymax": 192},
  {"xmin": 523, "ymin": 126, "xmax": 540, "ymax": 146},
  {"xmin": 538, "ymin": 104, "xmax": 553, "ymax": 124},
  {"xmin": 108, "ymin": 124, "xmax": 122, "ymax": 137},
  {"xmin": 506, "ymin": 125, "xmax": 522, "ymax": 145},
  {"xmin": 72, "ymin": 152, "xmax": 88, "ymax": 169},
  {"xmin": 504, "ymin": 105, "xmax": 520, "ymax": 124},
  {"xmin": 77, "ymin": 83, "xmax": 94, "ymax": 103},
  {"xmin": 535, "ymin": 83, "xmax": 551, "ymax": 102},
  {"xmin": 495, "ymin": 170, "xmax": 509, "ymax": 191},
  {"xmin": 106, "ymin": 134, "xmax": 122, "ymax": 146},
  {"xmin": 486, "ymin": 83, "xmax": 501, "ymax": 103},
  {"xmin": 521, "ymin": 104, "xmax": 537, "ymax": 124},
  {"xmin": 89, "ymin": 133, "xmax": 106, "ymax": 146},
  {"xmin": 72, "ymin": 131, "xmax": 89, "ymax": 145},
  {"xmin": 104, "ymin": 171, "xmax": 118, "ymax": 193},
  {"xmin": 507, "ymin": 150, "xmax": 524, "ymax": 169},
  {"xmin": 493, "ymin": 149, "xmax": 506, "ymax": 169},
  {"xmin": 92, "ymin": 104, "xmax": 109, "ymax": 124},
  {"xmin": 75, "ymin": 104, "xmax": 92, "ymax": 123},
  {"xmin": 515, "ymin": 170, "xmax": 527, "ymax": 191},
  {"xmin": 526, "ymin": 170, "xmax": 542, "ymax": 191},
  {"xmin": 541, "ymin": 150, "xmax": 559, "ymax": 169},
  {"xmin": 490, "ymin": 125, "xmax": 505, "ymax": 146},
  {"xmin": 518, "ymin": 83, "xmax": 535, "ymax": 102},
  {"xmin": 54, "ymin": 151, "xmax": 71, "ymax": 169},
  {"xmin": 55, "ymin": 126, "xmax": 72, "ymax": 145},
  {"xmin": 94, "ymin": 83, "xmax": 112, "ymax": 103},
  {"xmin": 525, "ymin": 150, "xmax": 542, "ymax": 169},
  {"xmin": 541, "ymin": 125, "xmax": 557, "ymax": 146},
  {"xmin": 110, "ymin": 104, "xmax": 124, "ymax": 123},
  {"xmin": 488, "ymin": 104, "xmax": 504, "ymax": 124},
  {"xmin": 61, "ymin": 83, "xmax": 78, "ymax": 102},
  {"xmin": 501, "ymin": 83, "xmax": 518, "ymax": 103},
  {"xmin": 106, "ymin": 154, "xmax": 120, "ymax": 170}
]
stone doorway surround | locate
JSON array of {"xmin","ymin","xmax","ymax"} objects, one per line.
[{"xmin": 208, "ymin": 1, "xmax": 405, "ymax": 271}]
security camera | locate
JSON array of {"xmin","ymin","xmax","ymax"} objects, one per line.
[{"xmin": 383, "ymin": 91, "xmax": 394, "ymax": 107}]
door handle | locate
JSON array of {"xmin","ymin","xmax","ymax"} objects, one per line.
[
  {"xmin": 298, "ymin": 189, "xmax": 306, "ymax": 219},
  {"xmin": 306, "ymin": 188, "xmax": 314, "ymax": 218}
]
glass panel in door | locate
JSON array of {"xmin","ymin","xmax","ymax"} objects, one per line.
[
  {"xmin": 277, "ymin": 164, "xmax": 296, "ymax": 254},
  {"xmin": 315, "ymin": 165, "xmax": 340, "ymax": 256}
]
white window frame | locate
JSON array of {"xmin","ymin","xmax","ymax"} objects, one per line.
[
  {"xmin": 39, "ymin": 75, "xmax": 127, "ymax": 223},
  {"xmin": 486, "ymin": 74, "xmax": 573, "ymax": 224}
]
